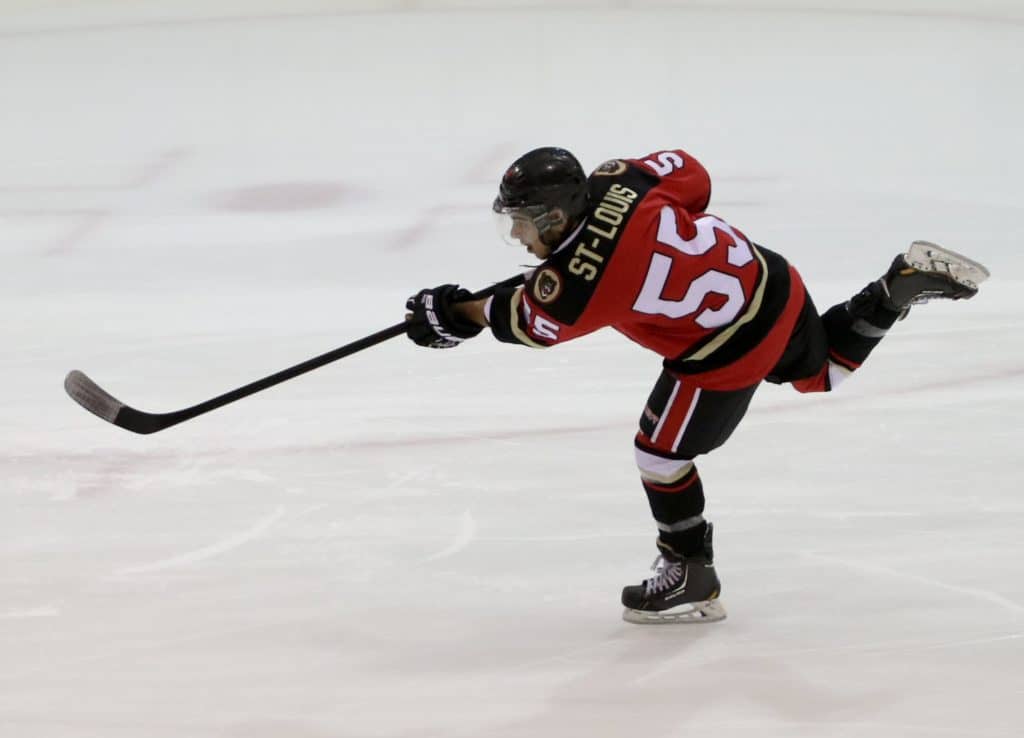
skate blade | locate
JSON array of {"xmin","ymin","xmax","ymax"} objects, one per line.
[
  {"xmin": 622, "ymin": 598, "xmax": 727, "ymax": 625},
  {"xmin": 906, "ymin": 241, "xmax": 991, "ymax": 291}
]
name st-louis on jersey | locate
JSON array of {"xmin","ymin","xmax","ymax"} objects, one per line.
[{"xmin": 486, "ymin": 149, "xmax": 808, "ymax": 389}]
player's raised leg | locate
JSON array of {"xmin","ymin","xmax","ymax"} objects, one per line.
[{"xmin": 776, "ymin": 242, "xmax": 989, "ymax": 393}]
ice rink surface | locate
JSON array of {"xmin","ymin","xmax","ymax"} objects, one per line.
[{"xmin": 2, "ymin": 1, "xmax": 1023, "ymax": 736}]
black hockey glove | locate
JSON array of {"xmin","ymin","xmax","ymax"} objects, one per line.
[{"xmin": 405, "ymin": 284, "xmax": 484, "ymax": 349}]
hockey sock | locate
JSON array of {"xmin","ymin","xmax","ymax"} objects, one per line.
[{"xmin": 642, "ymin": 465, "xmax": 708, "ymax": 557}]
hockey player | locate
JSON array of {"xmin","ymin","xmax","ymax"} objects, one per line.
[{"xmin": 404, "ymin": 147, "xmax": 989, "ymax": 624}]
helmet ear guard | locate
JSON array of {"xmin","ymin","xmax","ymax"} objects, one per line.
[{"xmin": 531, "ymin": 206, "xmax": 568, "ymax": 244}]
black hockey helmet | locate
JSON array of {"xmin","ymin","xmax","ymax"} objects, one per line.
[{"xmin": 492, "ymin": 147, "xmax": 588, "ymax": 247}]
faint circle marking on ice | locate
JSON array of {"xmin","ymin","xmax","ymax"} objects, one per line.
[
  {"xmin": 114, "ymin": 506, "xmax": 288, "ymax": 576},
  {"xmin": 423, "ymin": 509, "xmax": 476, "ymax": 562},
  {"xmin": 210, "ymin": 182, "xmax": 351, "ymax": 212}
]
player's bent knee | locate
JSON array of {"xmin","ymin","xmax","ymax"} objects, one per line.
[
  {"xmin": 792, "ymin": 359, "xmax": 854, "ymax": 393},
  {"xmin": 634, "ymin": 445, "xmax": 694, "ymax": 485}
]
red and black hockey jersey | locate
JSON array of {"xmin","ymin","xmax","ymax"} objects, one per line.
[{"xmin": 487, "ymin": 149, "xmax": 808, "ymax": 390}]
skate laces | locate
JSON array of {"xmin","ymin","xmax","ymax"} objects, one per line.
[{"xmin": 644, "ymin": 556, "xmax": 684, "ymax": 596}]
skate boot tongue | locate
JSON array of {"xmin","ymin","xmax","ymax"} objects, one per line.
[{"xmin": 644, "ymin": 556, "xmax": 685, "ymax": 596}]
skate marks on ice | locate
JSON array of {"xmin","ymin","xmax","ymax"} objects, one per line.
[
  {"xmin": 485, "ymin": 604, "xmax": 1024, "ymax": 738},
  {"xmin": 803, "ymin": 551, "xmax": 1024, "ymax": 616},
  {"xmin": 421, "ymin": 509, "xmax": 477, "ymax": 562},
  {"xmin": 0, "ymin": 606, "xmax": 61, "ymax": 620},
  {"xmin": 492, "ymin": 620, "xmax": 1024, "ymax": 738},
  {"xmin": 110, "ymin": 504, "xmax": 322, "ymax": 577},
  {"xmin": 629, "ymin": 620, "xmax": 1024, "ymax": 686}
]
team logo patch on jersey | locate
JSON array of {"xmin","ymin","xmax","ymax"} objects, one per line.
[
  {"xmin": 533, "ymin": 268, "xmax": 563, "ymax": 304},
  {"xmin": 592, "ymin": 159, "xmax": 627, "ymax": 177}
]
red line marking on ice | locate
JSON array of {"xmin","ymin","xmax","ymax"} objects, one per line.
[
  {"xmin": 4, "ymin": 149, "xmax": 190, "ymax": 254},
  {"xmin": 1, "ymin": 208, "xmax": 110, "ymax": 256},
  {"xmin": 73, "ymin": 457, "xmax": 139, "ymax": 499},
  {"xmin": 321, "ymin": 364, "xmax": 1024, "ymax": 451},
  {"xmin": 23, "ymin": 363, "xmax": 1020, "ymax": 484},
  {"xmin": 126, "ymin": 148, "xmax": 189, "ymax": 189},
  {"xmin": 386, "ymin": 202, "xmax": 478, "ymax": 250},
  {"xmin": 463, "ymin": 142, "xmax": 518, "ymax": 184},
  {"xmin": 757, "ymin": 365, "xmax": 1024, "ymax": 417},
  {"xmin": 46, "ymin": 210, "xmax": 109, "ymax": 256},
  {"xmin": 0, "ymin": 149, "xmax": 189, "ymax": 193},
  {"xmin": 388, "ymin": 145, "xmax": 513, "ymax": 249}
]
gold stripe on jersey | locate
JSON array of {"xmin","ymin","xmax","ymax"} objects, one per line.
[
  {"xmin": 681, "ymin": 245, "xmax": 769, "ymax": 363},
  {"xmin": 509, "ymin": 288, "xmax": 549, "ymax": 349}
]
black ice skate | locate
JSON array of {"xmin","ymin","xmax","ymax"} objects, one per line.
[
  {"xmin": 880, "ymin": 241, "xmax": 990, "ymax": 313},
  {"xmin": 621, "ymin": 524, "xmax": 726, "ymax": 624}
]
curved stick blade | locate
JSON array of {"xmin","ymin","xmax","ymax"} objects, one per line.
[{"xmin": 64, "ymin": 370, "xmax": 125, "ymax": 424}]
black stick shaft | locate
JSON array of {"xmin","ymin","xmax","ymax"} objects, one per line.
[
  {"xmin": 67, "ymin": 274, "xmax": 526, "ymax": 434},
  {"xmin": 141, "ymin": 274, "xmax": 525, "ymax": 430},
  {"xmin": 148, "ymin": 320, "xmax": 412, "ymax": 428}
]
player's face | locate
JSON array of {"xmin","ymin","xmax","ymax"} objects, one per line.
[
  {"xmin": 510, "ymin": 215, "xmax": 552, "ymax": 258},
  {"xmin": 495, "ymin": 206, "xmax": 552, "ymax": 258}
]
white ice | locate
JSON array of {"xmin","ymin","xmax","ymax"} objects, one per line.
[{"xmin": 2, "ymin": 1, "xmax": 1023, "ymax": 736}]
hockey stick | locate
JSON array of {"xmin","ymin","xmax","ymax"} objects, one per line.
[{"xmin": 64, "ymin": 274, "xmax": 526, "ymax": 435}]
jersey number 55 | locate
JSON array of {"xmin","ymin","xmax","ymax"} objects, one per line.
[{"xmin": 632, "ymin": 211, "xmax": 755, "ymax": 329}]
